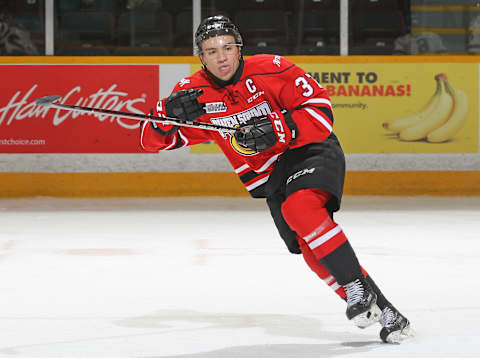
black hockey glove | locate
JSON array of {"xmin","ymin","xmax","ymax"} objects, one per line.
[
  {"xmin": 234, "ymin": 111, "xmax": 298, "ymax": 153},
  {"xmin": 165, "ymin": 89, "xmax": 205, "ymax": 121},
  {"xmin": 234, "ymin": 116, "xmax": 277, "ymax": 152}
]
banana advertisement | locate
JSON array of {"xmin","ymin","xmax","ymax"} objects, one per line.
[
  {"xmin": 302, "ymin": 62, "xmax": 478, "ymax": 154},
  {"xmin": 190, "ymin": 62, "xmax": 478, "ymax": 154}
]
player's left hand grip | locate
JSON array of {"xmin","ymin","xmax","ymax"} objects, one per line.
[{"xmin": 165, "ymin": 89, "xmax": 205, "ymax": 121}]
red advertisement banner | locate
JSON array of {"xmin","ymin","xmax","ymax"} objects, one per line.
[{"xmin": 0, "ymin": 65, "xmax": 159, "ymax": 153}]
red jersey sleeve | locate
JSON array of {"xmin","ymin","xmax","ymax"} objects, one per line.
[
  {"xmin": 140, "ymin": 80, "xmax": 212, "ymax": 152},
  {"xmin": 275, "ymin": 57, "xmax": 334, "ymax": 148}
]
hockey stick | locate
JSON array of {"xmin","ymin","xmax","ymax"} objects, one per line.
[{"xmin": 35, "ymin": 95, "xmax": 238, "ymax": 133}]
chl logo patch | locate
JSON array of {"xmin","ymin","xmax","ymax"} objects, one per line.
[
  {"xmin": 205, "ymin": 102, "xmax": 227, "ymax": 113},
  {"xmin": 286, "ymin": 168, "xmax": 316, "ymax": 185}
]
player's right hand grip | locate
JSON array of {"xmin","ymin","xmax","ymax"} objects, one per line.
[{"xmin": 234, "ymin": 116, "xmax": 277, "ymax": 153}]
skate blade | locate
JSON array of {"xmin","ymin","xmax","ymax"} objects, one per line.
[
  {"xmin": 354, "ymin": 303, "xmax": 382, "ymax": 329},
  {"xmin": 385, "ymin": 323, "xmax": 414, "ymax": 344}
]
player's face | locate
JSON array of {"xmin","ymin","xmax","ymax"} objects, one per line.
[{"xmin": 199, "ymin": 35, "xmax": 241, "ymax": 81}]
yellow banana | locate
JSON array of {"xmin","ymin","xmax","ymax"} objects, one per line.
[
  {"xmin": 427, "ymin": 84, "xmax": 468, "ymax": 143},
  {"xmin": 383, "ymin": 79, "xmax": 442, "ymax": 133},
  {"xmin": 399, "ymin": 77, "xmax": 453, "ymax": 141}
]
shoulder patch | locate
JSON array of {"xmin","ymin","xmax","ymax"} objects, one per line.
[
  {"xmin": 273, "ymin": 55, "xmax": 282, "ymax": 68},
  {"xmin": 178, "ymin": 78, "xmax": 191, "ymax": 87}
]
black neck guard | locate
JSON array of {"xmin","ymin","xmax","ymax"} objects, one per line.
[{"xmin": 204, "ymin": 58, "xmax": 244, "ymax": 88}]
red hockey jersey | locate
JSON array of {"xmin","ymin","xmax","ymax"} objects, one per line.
[{"xmin": 140, "ymin": 54, "xmax": 334, "ymax": 197}]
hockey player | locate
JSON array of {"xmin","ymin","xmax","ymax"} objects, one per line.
[{"xmin": 140, "ymin": 15, "xmax": 412, "ymax": 343}]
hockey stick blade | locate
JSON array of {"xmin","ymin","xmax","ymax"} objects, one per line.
[
  {"xmin": 34, "ymin": 95, "xmax": 238, "ymax": 133},
  {"xmin": 35, "ymin": 95, "xmax": 62, "ymax": 106}
]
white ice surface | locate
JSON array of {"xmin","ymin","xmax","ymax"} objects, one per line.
[{"xmin": 0, "ymin": 196, "xmax": 479, "ymax": 358}]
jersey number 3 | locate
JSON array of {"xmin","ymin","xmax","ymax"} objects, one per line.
[{"xmin": 295, "ymin": 76, "xmax": 314, "ymax": 97}]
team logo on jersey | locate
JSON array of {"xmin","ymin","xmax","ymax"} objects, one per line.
[
  {"xmin": 211, "ymin": 101, "xmax": 272, "ymax": 128},
  {"xmin": 230, "ymin": 133, "xmax": 257, "ymax": 156},
  {"xmin": 204, "ymin": 102, "xmax": 227, "ymax": 113},
  {"xmin": 211, "ymin": 101, "xmax": 273, "ymax": 155}
]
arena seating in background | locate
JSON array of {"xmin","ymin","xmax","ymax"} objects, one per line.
[
  {"xmin": 9, "ymin": 13, "xmax": 43, "ymax": 32},
  {"xmin": 8, "ymin": 13, "xmax": 45, "ymax": 50},
  {"xmin": 353, "ymin": 11, "xmax": 406, "ymax": 40},
  {"xmin": 4, "ymin": 0, "xmax": 44, "ymax": 54},
  {"xmin": 173, "ymin": 10, "xmax": 194, "ymax": 55},
  {"xmin": 112, "ymin": 46, "xmax": 170, "ymax": 56},
  {"xmin": 352, "ymin": 0, "xmax": 402, "ymax": 11},
  {"xmin": 296, "ymin": 9, "xmax": 340, "ymax": 55},
  {"xmin": 235, "ymin": 10, "xmax": 289, "ymax": 52},
  {"xmin": 297, "ymin": 0, "xmax": 339, "ymax": 11},
  {"xmin": 7, "ymin": 0, "xmax": 411, "ymax": 56},
  {"xmin": 159, "ymin": 0, "xmax": 193, "ymax": 15},
  {"xmin": 235, "ymin": 0, "xmax": 287, "ymax": 11},
  {"xmin": 349, "ymin": 0, "xmax": 406, "ymax": 55},
  {"xmin": 242, "ymin": 44, "xmax": 289, "ymax": 56},
  {"xmin": 351, "ymin": 10, "xmax": 406, "ymax": 52},
  {"xmin": 55, "ymin": 44, "xmax": 111, "ymax": 56},
  {"xmin": 117, "ymin": 10, "xmax": 173, "ymax": 47},
  {"xmin": 60, "ymin": 11, "xmax": 115, "ymax": 45},
  {"xmin": 57, "ymin": 0, "xmax": 118, "ymax": 13},
  {"xmin": 6, "ymin": 0, "xmax": 42, "ymax": 14},
  {"xmin": 350, "ymin": 37, "xmax": 396, "ymax": 55}
]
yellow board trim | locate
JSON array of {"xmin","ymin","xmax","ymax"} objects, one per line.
[
  {"xmin": 411, "ymin": 27, "xmax": 480, "ymax": 35},
  {"xmin": 0, "ymin": 172, "xmax": 245, "ymax": 198},
  {"xmin": 2, "ymin": 55, "xmax": 480, "ymax": 65},
  {"xmin": 345, "ymin": 171, "xmax": 480, "ymax": 196},
  {"xmin": 412, "ymin": 5, "xmax": 480, "ymax": 12},
  {"xmin": 0, "ymin": 56, "xmax": 201, "ymax": 64},
  {"xmin": 0, "ymin": 171, "xmax": 479, "ymax": 197}
]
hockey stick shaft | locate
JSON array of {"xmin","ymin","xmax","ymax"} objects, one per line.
[{"xmin": 35, "ymin": 95, "xmax": 238, "ymax": 133}]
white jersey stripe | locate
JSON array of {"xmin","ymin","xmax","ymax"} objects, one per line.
[
  {"xmin": 323, "ymin": 275, "xmax": 335, "ymax": 285},
  {"xmin": 235, "ymin": 164, "xmax": 250, "ymax": 174},
  {"xmin": 304, "ymin": 218, "xmax": 330, "ymax": 242},
  {"xmin": 246, "ymin": 175, "xmax": 269, "ymax": 191},
  {"xmin": 255, "ymin": 153, "xmax": 281, "ymax": 173},
  {"xmin": 308, "ymin": 225, "xmax": 342, "ymax": 250},
  {"xmin": 164, "ymin": 136, "xmax": 177, "ymax": 150},
  {"xmin": 177, "ymin": 129, "xmax": 189, "ymax": 148},
  {"xmin": 139, "ymin": 121, "xmax": 149, "ymax": 151},
  {"xmin": 329, "ymin": 282, "xmax": 341, "ymax": 291},
  {"xmin": 301, "ymin": 98, "xmax": 332, "ymax": 110},
  {"xmin": 305, "ymin": 107, "xmax": 333, "ymax": 133},
  {"xmin": 323, "ymin": 275, "xmax": 340, "ymax": 291}
]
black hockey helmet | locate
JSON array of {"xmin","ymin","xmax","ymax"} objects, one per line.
[{"xmin": 194, "ymin": 15, "xmax": 243, "ymax": 55}]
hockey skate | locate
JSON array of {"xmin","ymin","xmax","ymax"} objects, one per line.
[
  {"xmin": 379, "ymin": 305, "xmax": 412, "ymax": 344},
  {"xmin": 344, "ymin": 278, "xmax": 382, "ymax": 329}
]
